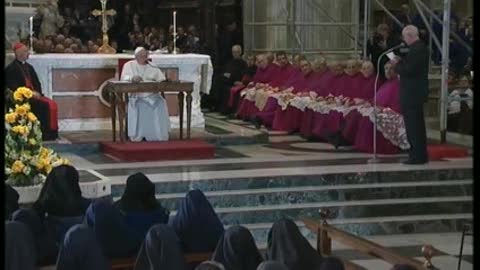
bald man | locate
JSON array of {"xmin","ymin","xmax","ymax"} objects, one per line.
[
  {"xmin": 5, "ymin": 42, "xmax": 58, "ymax": 140},
  {"xmin": 121, "ymin": 47, "xmax": 170, "ymax": 141},
  {"xmin": 211, "ymin": 44, "xmax": 247, "ymax": 114},
  {"xmin": 391, "ymin": 25, "xmax": 429, "ymax": 164}
]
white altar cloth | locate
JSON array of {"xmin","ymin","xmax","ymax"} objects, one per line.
[{"xmin": 6, "ymin": 53, "xmax": 213, "ymax": 131}]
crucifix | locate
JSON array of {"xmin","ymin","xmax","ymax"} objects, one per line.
[{"xmin": 92, "ymin": 0, "xmax": 116, "ymax": 54}]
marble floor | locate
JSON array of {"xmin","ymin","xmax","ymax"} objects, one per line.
[{"xmin": 50, "ymin": 113, "xmax": 473, "ymax": 269}]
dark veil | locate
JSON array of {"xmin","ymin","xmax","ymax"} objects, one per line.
[
  {"xmin": 170, "ymin": 189, "xmax": 224, "ymax": 252},
  {"xmin": 266, "ymin": 218, "xmax": 323, "ymax": 270},
  {"xmin": 211, "ymin": 225, "xmax": 263, "ymax": 270},
  {"xmin": 134, "ymin": 224, "xmax": 188, "ymax": 270},
  {"xmin": 33, "ymin": 165, "xmax": 90, "ymax": 217},
  {"xmin": 5, "ymin": 221, "xmax": 37, "ymax": 270}
]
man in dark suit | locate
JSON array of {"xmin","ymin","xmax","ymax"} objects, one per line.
[
  {"xmin": 391, "ymin": 25, "xmax": 429, "ymax": 164},
  {"xmin": 5, "ymin": 42, "xmax": 58, "ymax": 141}
]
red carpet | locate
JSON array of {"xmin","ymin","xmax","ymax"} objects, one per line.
[
  {"xmin": 427, "ymin": 144, "xmax": 469, "ymax": 161},
  {"xmin": 99, "ymin": 139, "xmax": 215, "ymax": 162}
]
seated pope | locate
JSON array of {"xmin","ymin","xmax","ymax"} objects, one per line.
[
  {"xmin": 5, "ymin": 42, "xmax": 58, "ymax": 141},
  {"xmin": 120, "ymin": 47, "xmax": 170, "ymax": 142}
]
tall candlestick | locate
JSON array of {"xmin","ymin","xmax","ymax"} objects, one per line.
[
  {"xmin": 29, "ymin": 16, "xmax": 34, "ymax": 54},
  {"xmin": 173, "ymin": 11, "xmax": 177, "ymax": 54}
]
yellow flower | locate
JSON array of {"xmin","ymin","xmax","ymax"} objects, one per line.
[
  {"xmin": 15, "ymin": 104, "xmax": 30, "ymax": 116},
  {"xmin": 11, "ymin": 125, "xmax": 28, "ymax": 135},
  {"xmin": 11, "ymin": 160, "xmax": 25, "ymax": 174},
  {"xmin": 28, "ymin": 138, "xmax": 37, "ymax": 145},
  {"xmin": 13, "ymin": 91, "xmax": 24, "ymax": 102},
  {"xmin": 35, "ymin": 158, "xmax": 49, "ymax": 170},
  {"xmin": 5, "ymin": 112, "xmax": 17, "ymax": 124},
  {"xmin": 39, "ymin": 147, "xmax": 50, "ymax": 158},
  {"xmin": 27, "ymin": 112, "xmax": 37, "ymax": 122},
  {"xmin": 20, "ymin": 88, "xmax": 33, "ymax": 99}
]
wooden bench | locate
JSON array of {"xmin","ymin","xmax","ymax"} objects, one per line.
[{"xmin": 302, "ymin": 209, "xmax": 440, "ymax": 270}]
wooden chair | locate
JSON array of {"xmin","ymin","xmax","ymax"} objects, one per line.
[{"xmin": 302, "ymin": 209, "xmax": 440, "ymax": 270}]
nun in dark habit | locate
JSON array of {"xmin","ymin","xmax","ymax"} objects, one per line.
[
  {"xmin": 86, "ymin": 172, "xmax": 169, "ymax": 258},
  {"xmin": 56, "ymin": 224, "xmax": 110, "ymax": 270},
  {"xmin": 134, "ymin": 224, "xmax": 188, "ymax": 270},
  {"xmin": 319, "ymin": 256, "xmax": 345, "ymax": 270},
  {"xmin": 211, "ymin": 225, "xmax": 264, "ymax": 270},
  {"xmin": 266, "ymin": 218, "xmax": 324, "ymax": 270},
  {"xmin": 5, "ymin": 221, "xmax": 37, "ymax": 270},
  {"xmin": 11, "ymin": 165, "xmax": 91, "ymax": 265},
  {"xmin": 169, "ymin": 189, "xmax": 225, "ymax": 253},
  {"xmin": 5, "ymin": 184, "xmax": 19, "ymax": 220}
]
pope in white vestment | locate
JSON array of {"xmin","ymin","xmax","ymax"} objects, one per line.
[{"xmin": 121, "ymin": 47, "xmax": 171, "ymax": 141}]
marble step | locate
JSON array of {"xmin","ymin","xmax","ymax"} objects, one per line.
[
  {"xmin": 141, "ymin": 180, "xmax": 472, "ymax": 209},
  {"xmin": 152, "ymin": 196, "xmax": 471, "ymax": 226},
  {"xmin": 110, "ymin": 168, "xmax": 472, "ymax": 196},
  {"xmin": 242, "ymin": 213, "xmax": 472, "ymax": 244}
]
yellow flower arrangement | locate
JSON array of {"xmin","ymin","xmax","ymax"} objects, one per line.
[
  {"xmin": 5, "ymin": 87, "xmax": 70, "ymax": 186},
  {"xmin": 15, "ymin": 103, "xmax": 30, "ymax": 116},
  {"xmin": 11, "ymin": 125, "xmax": 28, "ymax": 135},
  {"xmin": 5, "ymin": 112, "xmax": 17, "ymax": 124},
  {"xmin": 11, "ymin": 160, "xmax": 25, "ymax": 174}
]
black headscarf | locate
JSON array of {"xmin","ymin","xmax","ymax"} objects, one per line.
[
  {"xmin": 5, "ymin": 184, "xmax": 19, "ymax": 220},
  {"xmin": 33, "ymin": 165, "xmax": 90, "ymax": 217},
  {"xmin": 170, "ymin": 189, "xmax": 225, "ymax": 252},
  {"xmin": 319, "ymin": 257, "xmax": 345, "ymax": 270},
  {"xmin": 212, "ymin": 225, "xmax": 263, "ymax": 270},
  {"xmin": 116, "ymin": 172, "xmax": 161, "ymax": 212},
  {"xmin": 5, "ymin": 221, "xmax": 37, "ymax": 270},
  {"xmin": 56, "ymin": 224, "xmax": 110, "ymax": 270},
  {"xmin": 134, "ymin": 224, "xmax": 188, "ymax": 270},
  {"xmin": 257, "ymin": 261, "xmax": 289, "ymax": 270},
  {"xmin": 266, "ymin": 219, "xmax": 323, "ymax": 270}
]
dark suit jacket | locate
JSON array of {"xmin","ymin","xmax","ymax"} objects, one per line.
[
  {"xmin": 5, "ymin": 59, "xmax": 43, "ymax": 95},
  {"xmin": 394, "ymin": 40, "xmax": 429, "ymax": 109}
]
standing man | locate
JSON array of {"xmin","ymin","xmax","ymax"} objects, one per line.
[
  {"xmin": 121, "ymin": 47, "xmax": 170, "ymax": 141},
  {"xmin": 5, "ymin": 42, "xmax": 58, "ymax": 141},
  {"xmin": 391, "ymin": 25, "xmax": 429, "ymax": 164}
]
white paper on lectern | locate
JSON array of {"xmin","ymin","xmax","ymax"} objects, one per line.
[{"xmin": 386, "ymin": 52, "xmax": 397, "ymax": 60}]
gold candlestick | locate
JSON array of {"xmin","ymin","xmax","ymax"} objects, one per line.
[{"xmin": 92, "ymin": 0, "xmax": 116, "ymax": 54}]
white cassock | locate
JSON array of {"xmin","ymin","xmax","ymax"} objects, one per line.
[{"xmin": 120, "ymin": 60, "xmax": 171, "ymax": 141}]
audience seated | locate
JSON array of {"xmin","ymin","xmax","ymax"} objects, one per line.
[
  {"xmin": 196, "ymin": 261, "xmax": 226, "ymax": 270},
  {"xmin": 134, "ymin": 224, "xmax": 188, "ymax": 270},
  {"xmin": 353, "ymin": 62, "xmax": 402, "ymax": 154},
  {"xmin": 12, "ymin": 165, "xmax": 91, "ymax": 265},
  {"xmin": 212, "ymin": 225, "xmax": 264, "ymax": 270},
  {"xmin": 257, "ymin": 261, "xmax": 289, "ymax": 270},
  {"xmin": 266, "ymin": 219, "xmax": 323, "ymax": 270},
  {"xmin": 390, "ymin": 264, "xmax": 417, "ymax": 270},
  {"xmin": 5, "ymin": 184, "xmax": 19, "ymax": 220},
  {"xmin": 86, "ymin": 172, "xmax": 169, "ymax": 258},
  {"xmin": 227, "ymin": 54, "xmax": 258, "ymax": 113},
  {"xmin": 5, "ymin": 221, "xmax": 37, "ymax": 270},
  {"xmin": 170, "ymin": 189, "xmax": 225, "ymax": 253},
  {"xmin": 56, "ymin": 224, "xmax": 109, "ymax": 270}
]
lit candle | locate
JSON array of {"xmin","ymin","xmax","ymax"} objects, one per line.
[
  {"xmin": 173, "ymin": 10, "xmax": 177, "ymax": 54},
  {"xmin": 29, "ymin": 16, "xmax": 34, "ymax": 53}
]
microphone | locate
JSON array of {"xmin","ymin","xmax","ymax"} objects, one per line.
[{"xmin": 385, "ymin": 42, "xmax": 405, "ymax": 53}]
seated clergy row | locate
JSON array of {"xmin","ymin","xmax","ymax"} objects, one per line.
[
  {"xmin": 6, "ymin": 164, "xmax": 347, "ymax": 270},
  {"xmin": 225, "ymin": 52, "xmax": 406, "ymax": 154}
]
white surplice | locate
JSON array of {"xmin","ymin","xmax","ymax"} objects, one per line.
[{"xmin": 121, "ymin": 60, "xmax": 170, "ymax": 141}]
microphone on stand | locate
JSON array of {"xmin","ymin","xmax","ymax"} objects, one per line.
[{"xmin": 368, "ymin": 42, "xmax": 404, "ymax": 164}]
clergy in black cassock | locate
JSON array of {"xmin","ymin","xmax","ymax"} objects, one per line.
[
  {"xmin": 5, "ymin": 42, "xmax": 58, "ymax": 141},
  {"xmin": 211, "ymin": 44, "xmax": 247, "ymax": 114}
]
